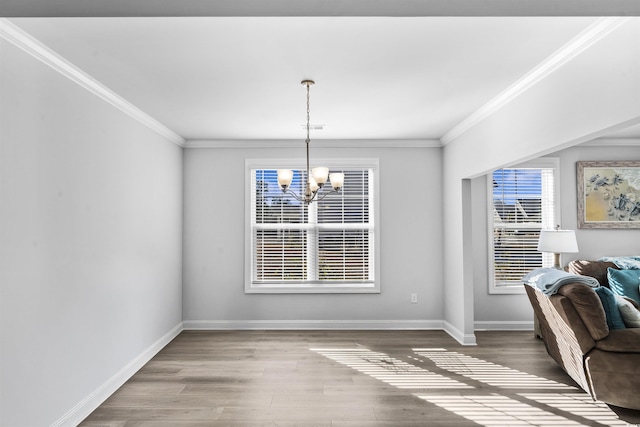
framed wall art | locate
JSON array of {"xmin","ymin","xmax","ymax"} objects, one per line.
[{"xmin": 577, "ymin": 160, "xmax": 640, "ymax": 229}]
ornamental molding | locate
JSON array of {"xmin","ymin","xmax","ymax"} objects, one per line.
[
  {"xmin": 440, "ymin": 17, "xmax": 630, "ymax": 146},
  {"xmin": 0, "ymin": 19, "xmax": 186, "ymax": 147}
]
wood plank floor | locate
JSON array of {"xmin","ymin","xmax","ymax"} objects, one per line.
[{"xmin": 80, "ymin": 330, "xmax": 640, "ymax": 426}]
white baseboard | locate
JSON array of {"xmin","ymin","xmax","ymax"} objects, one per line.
[
  {"xmin": 474, "ymin": 320, "xmax": 534, "ymax": 331},
  {"xmin": 183, "ymin": 319, "xmax": 444, "ymax": 330},
  {"xmin": 443, "ymin": 320, "xmax": 477, "ymax": 346},
  {"xmin": 52, "ymin": 322, "xmax": 184, "ymax": 427}
]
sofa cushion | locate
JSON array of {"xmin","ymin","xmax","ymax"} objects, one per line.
[
  {"xmin": 594, "ymin": 287, "xmax": 626, "ymax": 330},
  {"xmin": 585, "ymin": 349, "xmax": 640, "ymax": 410},
  {"xmin": 566, "ymin": 260, "xmax": 618, "ymax": 286},
  {"xmin": 594, "ymin": 328, "xmax": 640, "ymax": 352},
  {"xmin": 557, "ymin": 283, "xmax": 609, "ymax": 340},
  {"xmin": 615, "ymin": 295, "xmax": 640, "ymax": 328},
  {"xmin": 608, "ymin": 268, "xmax": 640, "ymax": 305}
]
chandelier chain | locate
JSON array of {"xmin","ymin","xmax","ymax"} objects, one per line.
[
  {"xmin": 306, "ymin": 81, "xmax": 311, "ymax": 143},
  {"xmin": 305, "ymin": 81, "xmax": 312, "ymax": 197}
]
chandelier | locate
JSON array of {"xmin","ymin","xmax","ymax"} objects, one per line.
[{"xmin": 277, "ymin": 80, "xmax": 344, "ymax": 204}]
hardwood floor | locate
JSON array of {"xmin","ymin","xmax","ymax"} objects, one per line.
[{"xmin": 80, "ymin": 330, "xmax": 640, "ymax": 426}]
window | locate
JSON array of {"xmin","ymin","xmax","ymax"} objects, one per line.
[
  {"xmin": 245, "ymin": 159, "xmax": 379, "ymax": 293},
  {"xmin": 488, "ymin": 158, "xmax": 559, "ymax": 294}
]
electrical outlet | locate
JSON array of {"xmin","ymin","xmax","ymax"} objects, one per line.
[{"xmin": 411, "ymin": 293, "xmax": 418, "ymax": 303}]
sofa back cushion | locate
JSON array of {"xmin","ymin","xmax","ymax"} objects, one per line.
[
  {"xmin": 557, "ymin": 283, "xmax": 610, "ymax": 340},
  {"xmin": 566, "ymin": 260, "xmax": 618, "ymax": 287}
]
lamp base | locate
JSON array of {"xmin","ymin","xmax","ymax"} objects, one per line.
[{"xmin": 552, "ymin": 252, "xmax": 562, "ymax": 270}]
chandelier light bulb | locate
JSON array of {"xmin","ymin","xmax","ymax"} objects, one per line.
[
  {"xmin": 329, "ymin": 172, "xmax": 345, "ymax": 191},
  {"xmin": 309, "ymin": 176, "xmax": 319, "ymax": 193},
  {"xmin": 277, "ymin": 169, "xmax": 293, "ymax": 191},
  {"xmin": 311, "ymin": 167, "xmax": 329, "ymax": 187}
]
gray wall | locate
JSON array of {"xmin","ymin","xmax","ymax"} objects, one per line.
[
  {"xmin": 0, "ymin": 40, "xmax": 183, "ymax": 426},
  {"xmin": 182, "ymin": 145, "xmax": 443, "ymax": 327},
  {"xmin": 442, "ymin": 19, "xmax": 640, "ymax": 342},
  {"xmin": 473, "ymin": 144, "xmax": 640, "ymax": 327}
]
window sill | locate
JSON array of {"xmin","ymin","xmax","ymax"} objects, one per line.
[
  {"xmin": 489, "ymin": 285, "xmax": 527, "ymax": 295},
  {"xmin": 245, "ymin": 281, "xmax": 380, "ymax": 294}
]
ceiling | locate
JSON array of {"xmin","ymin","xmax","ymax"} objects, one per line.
[{"xmin": 4, "ymin": 2, "xmax": 640, "ymax": 143}]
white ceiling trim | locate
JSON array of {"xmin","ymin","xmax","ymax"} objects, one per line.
[
  {"xmin": 440, "ymin": 17, "xmax": 630, "ymax": 146},
  {"xmin": 581, "ymin": 138, "xmax": 640, "ymax": 146},
  {"xmin": 3, "ymin": 0, "xmax": 640, "ymax": 17},
  {"xmin": 185, "ymin": 139, "xmax": 442, "ymax": 149},
  {"xmin": 0, "ymin": 19, "xmax": 186, "ymax": 147}
]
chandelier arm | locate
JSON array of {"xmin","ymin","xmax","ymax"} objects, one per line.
[
  {"xmin": 314, "ymin": 188, "xmax": 340, "ymax": 202},
  {"xmin": 281, "ymin": 185, "xmax": 338, "ymax": 204},
  {"xmin": 281, "ymin": 187, "xmax": 326, "ymax": 204},
  {"xmin": 281, "ymin": 188, "xmax": 305, "ymax": 203}
]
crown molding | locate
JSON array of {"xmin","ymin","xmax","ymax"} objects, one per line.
[
  {"xmin": 184, "ymin": 139, "xmax": 442, "ymax": 149},
  {"xmin": 2, "ymin": 0, "xmax": 640, "ymax": 17},
  {"xmin": 0, "ymin": 19, "xmax": 186, "ymax": 147},
  {"xmin": 580, "ymin": 137, "xmax": 640, "ymax": 146},
  {"xmin": 440, "ymin": 17, "xmax": 630, "ymax": 146}
]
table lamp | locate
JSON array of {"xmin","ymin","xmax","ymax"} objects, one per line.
[{"xmin": 537, "ymin": 227, "xmax": 579, "ymax": 269}]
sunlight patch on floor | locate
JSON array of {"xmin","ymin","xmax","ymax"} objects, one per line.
[
  {"xmin": 520, "ymin": 393, "xmax": 627, "ymax": 426},
  {"xmin": 310, "ymin": 348, "xmax": 471, "ymax": 389},
  {"xmin": 413, "ymin": 348, "xmax": 575, "ymax": 390},
  {"xmin": 416, "ymin": 393, "xmax": 583, "ymax": 426},
  {"xmin": 311, "ymin": 346, "xmax": 626, "ymax": 427}
]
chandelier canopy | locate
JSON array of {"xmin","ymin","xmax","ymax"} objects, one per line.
[{"xmin": 277, "ymin": 80, "xmax": 344, "ymax": 204}]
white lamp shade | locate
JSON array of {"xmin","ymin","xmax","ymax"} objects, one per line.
[
  {"xmin": 277, "ymin": 169, "xmax": 293, "ymax": 189},
  {"xmin": 308, "ymin": 176, "xmax": 319, "ymax": 193},
  {"xmin": 311, "ymin": 167, "xmax": 329, "ymax": 186},
  {"xmin": 329, "ymin": 172, "xmax": 345, "ymax": 190},
  {"xmin": 537, "ymin": 229, "xmax": 579, "ymax": 253}
]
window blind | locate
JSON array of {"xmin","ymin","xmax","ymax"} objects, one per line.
[
  {"xmin": 250, "ymin": 168, "xmax": 374, "ymax": 286},
  {"xmin": 492, "ymin": 168, "xmax": 555, "ymax": 287}
]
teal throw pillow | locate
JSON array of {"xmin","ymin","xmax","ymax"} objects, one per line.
[
  {"xmin": 594, "ymin": 286, "xmax": 626, "ymax": 330},
  {"xmin": 607, "ymin": 268, "xmax": 640, "ymax": 305}
]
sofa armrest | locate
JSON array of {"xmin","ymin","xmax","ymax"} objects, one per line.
[{"xmin": 595, "ymin": 329, "xmax": 640, "ymax": 352}]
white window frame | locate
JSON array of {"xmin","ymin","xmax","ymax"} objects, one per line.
[
  {"xmin": 488, "ymin": 157, "xmax": 560, "ymax": 294},
  {"xmin": 245, "ymin": 158, "xmax": 380, "ymax": 294}
]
